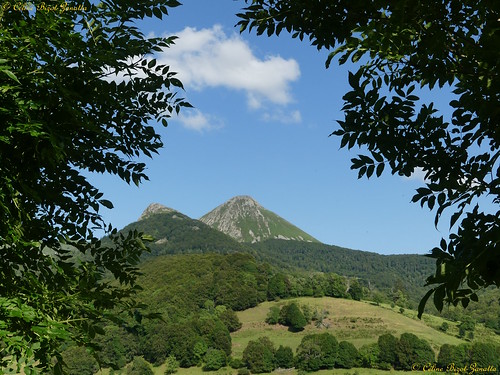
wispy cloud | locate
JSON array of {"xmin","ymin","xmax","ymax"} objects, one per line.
[
  {"xmin": 262, "ymin": 109, "xmax": 302, "ymax": 124},
  {"xmin": 176, "ymin": 109, "xmax": 222, "ymax": 132},
  {"xmin": 157, "ymin": 25, "xmax": 300, "ymax": 109}
]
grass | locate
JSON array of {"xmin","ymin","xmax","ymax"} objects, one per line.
[{"xmin": 231, "ymin": 297, "xmax": 467, "ymax": 357}]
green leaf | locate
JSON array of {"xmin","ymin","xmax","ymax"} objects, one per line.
[
  {"xmin": 418, "ymin": 288, "xmax": 435, "ymax": 319},
  {"xmin": 348, "ymin": 71, "xmax": 359, "ymax": 89},
  {"xmin": 433, "ymin": 285, "xmax": 445, "ymax": 312},
  {"xmin": 153, "ymin": 7, "xmax": 162, "ymax": 19},
  {"xmin": 2, "ymin": 69, "xmax": 20, "ymax": 84},
  {"xmin": 99, "ymin": 199, "xmax": 114, "ymax": 209}
]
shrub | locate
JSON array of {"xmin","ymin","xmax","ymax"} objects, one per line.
[
  {"xmin": 337, "ymin": 341, "xmax": 359, "ymax": 369},
  {"xmin": 265, "ymin": 306, "xmax": 280, "ymax": 325},
  {"xmin": 230, "ymin": 358, "xmax": 245, "ymax": 369},
  {"xmin": 203, "ymin": 349, "xmax": 227, "ymax": 371},
  {"xmin": 164, "ymin": 355, "xmax": 179, "ymax": 375},
  {"xmin": 242, "ymin": 337, "xmax": 276, "ymax": 373},
  {"xmin": 439, "ymin": 322, "xmax": 449, "ymax": 332},
  {"xmin": 275, "ymin": 345, "xmax": 294, "ymax": 368},
  {"xmin": 126, "ymin": 356, "xmax": 154, "ymax": 375},
  {"xmin": 237, "ymin": 368, "xmax": 250, "ymax": 375}
]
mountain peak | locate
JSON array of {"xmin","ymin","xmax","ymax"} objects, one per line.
[
  {"xmin": 200, "ymin": 196, "xmax": 318, "ymax": 243},
  {"xmin": 138, "ymin": 203, "xmax": 176, "ymax": 221}
]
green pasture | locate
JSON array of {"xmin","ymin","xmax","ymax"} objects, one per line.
[{"xmin": 231, "ymin": 297, "xmax": 467, "ymax": 357}]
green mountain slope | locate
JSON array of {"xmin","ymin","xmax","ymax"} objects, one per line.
[
  {"xmin": 251, "ymin": 239, "xmax": 436, "ymax": 306},
  {"xmin": 119, "ymin": 203, "xmax": 252, "ymax": 257},
  {"xmin": 117, "ymin": 203, "xmax": 433, "ymax": 306},
  {"xmin": 200, "ymin": 195, "xmax": 318, "ymax": 243}
]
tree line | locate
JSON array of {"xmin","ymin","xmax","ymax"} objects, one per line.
[{"xmin": 65, "ymin": 329, "xmax": 500, "ymax": 374}]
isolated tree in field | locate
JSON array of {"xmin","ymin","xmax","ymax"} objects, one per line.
[
  {"xmin": 0, "ymin": 0, "xmax": 189, "ymax": 372},
  {"xmin": 279, "ymin": 302, "xmax": 307, "ymax": 331},
  {"xmin": 238, "ymin": 0, "xmax": 500, "ymax": 314}
]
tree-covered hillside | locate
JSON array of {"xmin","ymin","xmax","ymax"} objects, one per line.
[
  {"xmin": 251, "ymin": 239, "xmax": 436, "ymax": 307},
  {"xmin": 137, "ymin": 253, "xmax": 269, "ymax": 316},
  {"xmin": 115, "ymin": 210, "xmax": 437, "ymax": 308},
  {"xmin": 117, "ymin": 211, "xmax": 253, "ymax": 257}
]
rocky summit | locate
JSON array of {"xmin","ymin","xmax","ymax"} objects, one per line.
[
  {"xmin": 199, "ymin": 195, "xmax": 318, "ymax": 243},
  {"xmin": 138, "ymin": 203, "xmax": 176, "ymax": 221}
]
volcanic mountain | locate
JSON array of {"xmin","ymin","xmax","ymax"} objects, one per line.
[{"xmin": 199, "ymin": 195, "xmax": 318, "ymax": 243}]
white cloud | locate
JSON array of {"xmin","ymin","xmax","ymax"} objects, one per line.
[
  {"xmin": 176, "ymin": 109, "xmax": 222, "ymax": 132},
  {"xmin": 262, "ymin": 109, "xmax": 302, "ymax": 124},
  {"xmin": 157, "ymin": 25, "xmax": 300, "ymax": 108}
]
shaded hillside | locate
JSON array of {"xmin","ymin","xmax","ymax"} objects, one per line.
[
  {"xmin": 119, "ymin": 210, "xmax": 252, "ymax": 257},
  {"xmin": 200, "ymin": 196, "xmax": 318, "ymax": 243},
  {"xmin": 251, "ymin": 239, "xmax": 436, "ymax": 305}
]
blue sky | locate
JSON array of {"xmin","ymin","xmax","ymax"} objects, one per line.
[{"xmin": 89, "ymin": 0, "xmax": 456, "ymax": 255}]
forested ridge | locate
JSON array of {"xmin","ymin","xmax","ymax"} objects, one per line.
[
  {"xmin": 251, "ymin": 239, "xmax": 435, "ymax": 306},
  {"xmin": 114, "ymin": 211, "xmax": 254, "ymax": 257}
]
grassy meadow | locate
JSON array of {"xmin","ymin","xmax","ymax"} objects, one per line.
[{"xmin": 231, "ymin": 297, "xmax": 468, "ymax": 357}]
